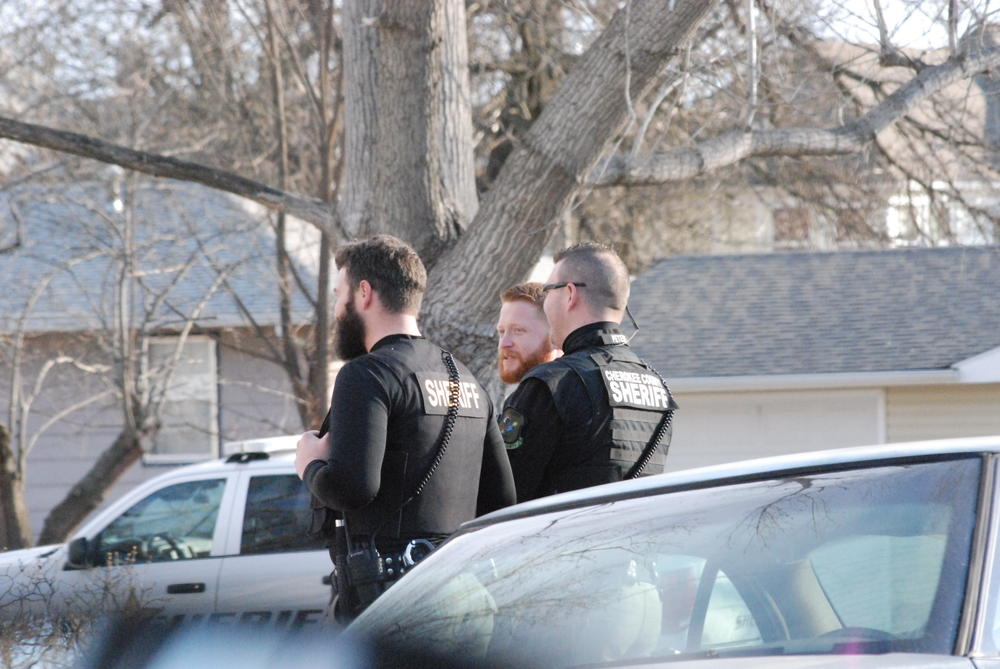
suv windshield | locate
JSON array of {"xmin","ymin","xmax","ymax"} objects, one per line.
[{"xmin": 355, "ymin": 457, "xmax": 981, "ymax": 667}]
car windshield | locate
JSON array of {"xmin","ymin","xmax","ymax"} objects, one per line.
[{"xmin": 355, "ymin": 457, "xmax": 981, "ymax": 667}]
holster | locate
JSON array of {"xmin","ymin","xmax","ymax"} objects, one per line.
[
  {"xmin": 308, "ymin": 494, "xmax": 337, "ymax": 538},
  {"xmin": 346, "ymin": 542, "xmax": 389, "ymax": 611},
  {"xmin": 331, "ymin": 523, "xmax": 355, "ymax": 624}
]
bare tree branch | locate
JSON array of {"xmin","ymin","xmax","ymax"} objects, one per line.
[
  {"xmin": 949, "ymin": 0, "xmax": 959, "ymax": 56},
  {"xmin": 873, "ymin": 0, "xmax": 927, "ymax": 70},
  {"xmin": 0, "ymin": 115, "xmax": 341, "ymax": 236},
  {"xmin": 424, "ymin": 0, "xmax": 721, "ymax": 376},
  {"xmin": 1, "ymin": 201, "xmax": 24, "ymax": 255},
  {"xmin": 745, "ymin": 0, "xmax": 758, "ymax": 129},
  {"xmin": 25, "ymin": 388, "xmax": 114, "ymax": 458},
  {"xmin": 594, "ymin": 45, "xmax": 1000, "ymax": 185}
]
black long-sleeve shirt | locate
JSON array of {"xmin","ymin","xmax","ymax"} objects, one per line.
[{"xmin": 305, "ymin": 335, "xmax": 515, "ymax": 542}]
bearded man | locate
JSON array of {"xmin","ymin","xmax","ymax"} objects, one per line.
[
  {"xmin": 295, "ymin": 235, "xmax": 515, "ymax": 621},
  {"xmin": 500, "ymin": 243, "xmax": 677, "ymax": 503},
  {"xmin": 496, "ymin": 282, "xmax": 561, "ymax": 385}
]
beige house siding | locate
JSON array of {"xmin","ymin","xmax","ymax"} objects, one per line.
[
  {"xmin": 667, "ymin": 388, "xmax": 883, "ymax": 473},
  {"xmin": 216, "ymin": 329, "xmax": 308, "ymax": 442},
  {"xmin": 887, "ymin": 384, "xmax": 1000, "ymax": 443},
  {"xmin": 8, "ymin": 329, "xmax": 308, "ymax": 540}
]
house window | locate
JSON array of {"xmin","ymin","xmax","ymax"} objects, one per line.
[
  {"xmin": 772, "ymin": 207, "xmax": 810, "ymax": 246},
  {"xmin": 886, "ymin": 190, "xmax": 930, "ymax": 244},
  {"xmin": 146, "ymin": 336, "xmax": 219, "ymax": 462},
  {"xmin": 883, "ymin": 181, "xmax": 993, "ymax": 246}
]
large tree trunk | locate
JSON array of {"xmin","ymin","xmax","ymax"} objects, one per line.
[
  {"xmin": 424, "ymin": 0, "xmax": 722, "ymax": 377},
  {"xmin": 36, "ymin": 426, "xmax": 151, "ymax": 545},
  {"xmin": 339, "ymin": 0, "xmax": 478, "ymax": 265},
  {"xmin": 0, "ymin": 424, "xmax": 32, "ymax": 549}
]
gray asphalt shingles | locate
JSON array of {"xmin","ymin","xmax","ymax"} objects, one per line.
[
  {"xmin": 0, "ymin": 183, "xmax": 317, "ymax": 334},
  {"xmin": 629, "ymin": 246, "xmax": 1000, "ymax": 378}
]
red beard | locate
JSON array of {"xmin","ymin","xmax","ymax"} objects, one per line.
[{"xmin": 497, "ymin": 347, "xmax": 552, "ymax": 384}]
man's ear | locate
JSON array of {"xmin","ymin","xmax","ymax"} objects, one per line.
[
  {"xmin": 357, "ymin": 280, "xmax": 374, "ymax": 310},
  {"xmin": 566, "ymin": 282, "xmax": 584, "ymax": 311}
]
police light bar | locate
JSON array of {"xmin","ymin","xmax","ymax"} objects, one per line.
[{"xmin": 221, "ymin": 435, "xmax": 300, "ymax": 457}]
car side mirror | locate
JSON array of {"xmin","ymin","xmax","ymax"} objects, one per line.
[{"xmin": 65, "ymin": 537, "xmax": 91, "ymax": 570}]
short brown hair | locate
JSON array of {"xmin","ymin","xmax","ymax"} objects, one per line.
[
  {"xmin": 334, "ymin": 235, "xmax": 427, "ymax": 313},
  {"xmin": 500, "ymin": 281, "xmax": 545, "ymax": 310},
  {"xmin": 553, "ymin": 242, "xmax": 629, "ymax": 310}
]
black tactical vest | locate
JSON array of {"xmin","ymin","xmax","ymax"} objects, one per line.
[
  {"xmin": 312, "ymin": 336, "xmax": 493, "ymax": 546},
  {"xmin": 354, "ymin": 340, "xmax": 490, "ymax": 541},
  {"xmin": 523, "ymin": 338, "xmax": 677, "ymax": 491}
]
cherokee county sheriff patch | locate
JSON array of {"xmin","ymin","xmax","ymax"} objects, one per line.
[
  {"xmin": 600, "ymin": 366, "xmax": 672, "ymax": 410},
  {"xmin": 499, "ymin": 408, "xmax": 525, "ymax": 450},
  {"xmin": 415, "ymin": 372, "xmax": 489, "ymax": 418}
]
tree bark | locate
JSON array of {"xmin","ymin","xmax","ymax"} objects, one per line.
[
  {"xmin": 4, "ymin": 0, "xmax": 1000, "ymax": 385},
  {"xmin": 424, "ymin": 0, "xmax": 721, "ymax": 376},
  {"xmin": 306, "ymin": 1, "xmax": 339, "ymax": 429},
  {"xmin": 339, "ymin": 0, "xmax": 380, "ymax": 240},
  {"xmin": 0, "ymin": 424, "xmax": 32, "ymax": 549},
  {"xmin": 339, "ymin": 0, "xmax": 478, "ymax": 265},
  {"xmin": 36, "ymin": 426, "xmax": 150, "ymax": 545}
]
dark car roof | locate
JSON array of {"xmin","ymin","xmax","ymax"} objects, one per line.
[{"xmin": 464, "ymin": 435, "xmax": 1000, "ymax": 531}]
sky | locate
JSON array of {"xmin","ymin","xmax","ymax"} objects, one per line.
[{"xmin": 829, "ymin": 0, "xmax": 994, "ymax": 49}]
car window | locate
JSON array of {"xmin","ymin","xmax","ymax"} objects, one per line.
[
  {"xmin": 357, "ymin": 458, "xmax": 980, "ymax": 667},
  {"xmin": 94, "ymin": 479, "xmax": 226, "ymax": 564},
  {"xmin": 240, "ymin": 474, "xmax": 325, "ymax": 555},
  {"xmin": 810, "ymin": 533, "xmax": 947, "ymax": 635},
  {"xmin": 653, "ymin": 556, "xmax": 762, "ymax": 653},
  {"xmin": 702, "ymin": 570, "xmax": 762, "ymax": 648}
]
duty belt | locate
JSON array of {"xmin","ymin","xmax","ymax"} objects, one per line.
[{"xmin": 343, "ymin": 538, "xmax": 438, "ymax": 590}]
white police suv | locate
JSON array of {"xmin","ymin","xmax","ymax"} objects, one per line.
[{"xmin": 0, "ymin": 437, "xmax": 330, "ymax": 627}]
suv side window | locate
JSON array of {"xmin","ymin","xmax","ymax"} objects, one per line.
[
  {"xmin": 240, "ymin": 474, "xmax": 325, "ymax": 555},
  {"xmin": 93, "ymin": 478, "xmax": 226, "ymax": 564}
]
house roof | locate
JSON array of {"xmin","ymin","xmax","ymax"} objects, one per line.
[
  {"xmin": 628, "ymin": 246, "xmax": 1000, "ymax": 379},
  {"xmin": 0, "ymin": 180, "xmax": 320, "ymax": 334}
]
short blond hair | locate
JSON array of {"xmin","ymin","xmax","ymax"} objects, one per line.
[{"xmin": 553, "ymin": 242, "xmax": 629, "ymax": 310}]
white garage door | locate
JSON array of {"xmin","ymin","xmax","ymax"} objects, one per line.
[{"xmin": 665, "ymin": 389, "xmax": 883, "ymax": 473}]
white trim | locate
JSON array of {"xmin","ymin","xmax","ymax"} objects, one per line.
[
  {"xmin": 669, "ymin": 369, "xmax": 960, "ymax": 392},
  {"xmin": 955, "ymin": 345, "xmax": 1000, "ymax": 383},
  {"xmin": 141, "ymin": 453, "xmax": 217, "ymax": 466}
]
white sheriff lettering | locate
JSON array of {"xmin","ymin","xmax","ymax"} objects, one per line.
[
  {"xmin": 424, "ymin": 379, "xmax": 451, "ymax": 407},
  {"xmin": 459, "ymin": 381, "xmax": 481, "ymax": 409},
  {"xmin": 609, "ymin": 380, "xmax": 623, "ymax": 403}
]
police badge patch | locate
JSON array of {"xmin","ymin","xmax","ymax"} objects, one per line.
[{"xmin": 499, "ymin": 408, "xmax": 525, "ymax": 450}]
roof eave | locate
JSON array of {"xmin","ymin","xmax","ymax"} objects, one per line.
[
  {"xmin": 670, "ymin": 368, "xmax": 962, "ymax": 392},
  {"xmin": 954, "ymin": 345, "xmax": 1000, "ymax": 384}
]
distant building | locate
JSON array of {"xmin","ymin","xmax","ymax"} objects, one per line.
[
  {"xmin": 629, "ymin": 246, "xmax": 1000, "ymax": 471},
  {"xmin": 0, "ymin": 178, "xmax": 321, "ymax": 536}
]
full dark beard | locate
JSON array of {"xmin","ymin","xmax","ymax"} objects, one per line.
[{"xmin": 334, "ymin": 297, "xmax": 368, "ymax": 360}]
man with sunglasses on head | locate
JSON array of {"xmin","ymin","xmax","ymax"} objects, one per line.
[{"xmin": 499, "ymin": 243, "xmax": 678, "ymax": 503}]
